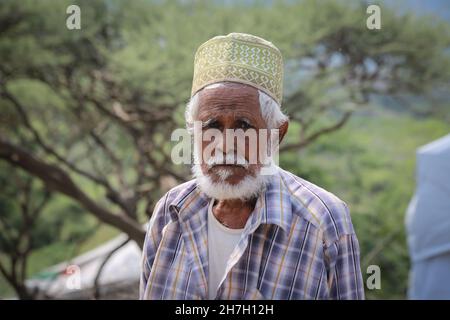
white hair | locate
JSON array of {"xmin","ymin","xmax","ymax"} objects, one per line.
[
  {"xmin": 192, "ymin": 163, "xmax": 272, "ymax": 201},
  {"xmin": 185, "ymin": 82, "xmax": 288, "ymax": 130},
  {"xmin": 192, "ymin": 150, "xmax": 274, "ymax": 201}
]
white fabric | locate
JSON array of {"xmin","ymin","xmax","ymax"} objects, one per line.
[
  {"xmin": 405, "ymin": 133, "xmax": 450, "ymax": 262},
  {"xmin": 207, "ymin": 199, "xmax": 245, "ymax": 299},
  {"xmin": 408, "ymin": 251, "xmax": 450, "ymax": 299},
  {"xmin": 405, "ymin": 133, "xmax": 450, "ymax": 299}
]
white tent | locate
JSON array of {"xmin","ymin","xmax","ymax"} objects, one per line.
[
  {"xmin": 26, "ymin": 233, "xmax": 142, "ymax": 299},
  {"xmin": 405, "ymin": 133, "xmax": 450, "ymax": 299}
]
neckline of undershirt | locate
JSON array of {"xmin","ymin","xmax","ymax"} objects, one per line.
[{"xmin": 208, "ymin": 199, "xmax": 245, "ymax": 235}]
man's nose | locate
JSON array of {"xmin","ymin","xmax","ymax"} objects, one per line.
[{"xmin": 215, "ymin": 130, "xmax": 236, "ymax": 154}]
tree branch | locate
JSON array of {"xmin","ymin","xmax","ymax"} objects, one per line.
[
  {"xmin": 0, "ymin": 139, "xmax": 145, "ymax": 246},
  {"xmin": 1, "ymin": 88, "xmax": 138, "ymax": 218},
  {"xmin": 93, "ymin": 237, "xmax": 130, "ymax": 299},
  {"xmin": 281, "ymin": 110, "xmax": 353, "ymax": 152}
]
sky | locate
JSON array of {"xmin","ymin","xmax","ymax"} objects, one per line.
[
  {"xmin": 216, "ymin": 0, "xmax": 450, "ymax": 21},
  {"xmin": 384, "ymin": 0, "xmax": 450, "ymax": 22}
]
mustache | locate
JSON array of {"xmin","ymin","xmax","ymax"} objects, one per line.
[{"xmin": 206, "ymin": 153, "xmax": 249, "ymax": 169}]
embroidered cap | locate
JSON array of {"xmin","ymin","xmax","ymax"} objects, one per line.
[{"xmin": 191, "ymin": 33, "xmax": 284, "ymax": 105}]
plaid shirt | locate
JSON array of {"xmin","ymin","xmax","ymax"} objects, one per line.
[{"xmin": 140, "ymin": 167, "xmax": 364, "ymax": 300}]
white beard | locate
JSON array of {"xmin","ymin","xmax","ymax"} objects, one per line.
[{"xmin": 192, "ymin": 152, "xmax": 276, "ymax": 201}]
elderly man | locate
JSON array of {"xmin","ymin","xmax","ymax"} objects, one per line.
[{"xmin": 140, "ymin": 33, "xmax": 364, "ymax": 300}]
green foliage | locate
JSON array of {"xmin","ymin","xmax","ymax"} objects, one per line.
[{"xmin": 0, "ymin": 165, "xmax": 98, "ymax": 298}]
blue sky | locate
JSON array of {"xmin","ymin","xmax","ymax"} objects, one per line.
[
  {"xmin": 393, "ymin": 0, "xmax": 450, "ymax": 20},
  {"xmin": 216, "ymin": 0, "xmax": 450, "ymax": 20}
]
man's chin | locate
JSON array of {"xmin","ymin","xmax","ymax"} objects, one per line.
[{"xmin": 192, "ymin": 164, "xmax": 271, "ymax": 201}]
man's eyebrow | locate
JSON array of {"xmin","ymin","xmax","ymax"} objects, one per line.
[
  {"xmin": 236, "ymin": 117, "xmax": 255, "ymax": 125},
  {"xmin": 201, "ymin": 118, "xmax": 217, "ymax": 128}
]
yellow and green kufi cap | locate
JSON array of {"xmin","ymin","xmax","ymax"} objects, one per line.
[{"xmin": 191, "ymin": 33, "xmax": 284, "ymax": 105}]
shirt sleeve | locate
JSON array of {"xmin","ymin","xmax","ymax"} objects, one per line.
[
  {"xmin": 139, "ymin": 196, "xmax": 167, "ymax": 299},
  {"xmin": 324, "ymin": 233, "xmax": 365, "ymax": 300}
]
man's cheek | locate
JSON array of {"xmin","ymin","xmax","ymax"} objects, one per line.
[{"xmin": 201, "ymin": 141, "xmax": 213, "ymax": 163}]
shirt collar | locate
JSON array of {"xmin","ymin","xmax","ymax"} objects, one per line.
[{"xmin": 168, "ymin": 168, "xmax": 293, "ymax": 233}]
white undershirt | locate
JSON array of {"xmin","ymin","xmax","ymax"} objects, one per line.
[{"xmin": 207, "ymin": 199, "xmax": 245, "ymax": 299}]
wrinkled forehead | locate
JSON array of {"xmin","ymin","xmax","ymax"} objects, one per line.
[{"xmin": 196, "ymin": 82, "xmax": 263, "ymax": 121}]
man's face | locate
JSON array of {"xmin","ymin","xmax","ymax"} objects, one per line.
[{"xmin": 195, "ymin": 83, "xmax": 267, "ymax": 186}]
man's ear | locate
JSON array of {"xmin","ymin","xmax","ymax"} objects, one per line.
[{"xmin": 278, "ymin": 121, "xmax": 289, "ymax": 143}]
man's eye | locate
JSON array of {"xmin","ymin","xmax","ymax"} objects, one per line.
[
  {"xmin": 238, "ymin": 121, "xmax": 252, "ymax": 130},
  {"xmin": 204, "ymin": 121, "xmax": 221, "ymax": 130}
]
